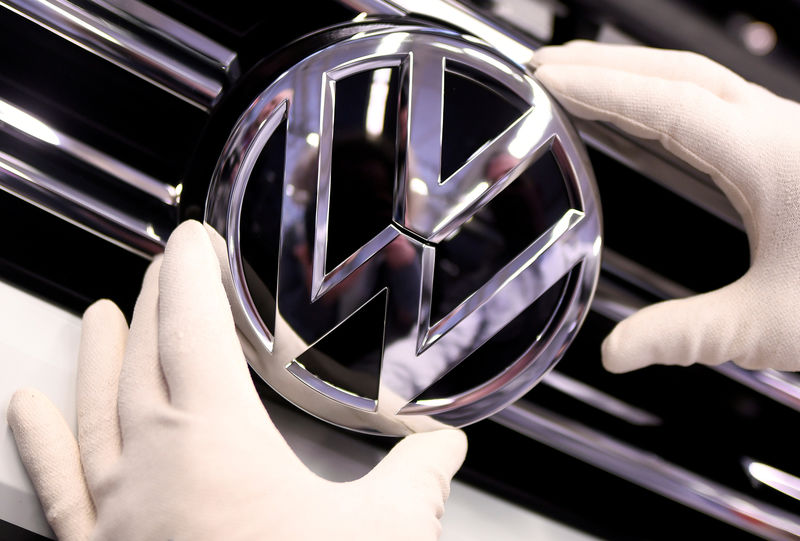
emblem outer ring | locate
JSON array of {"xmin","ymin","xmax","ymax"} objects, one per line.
[{"xmin": 205, "ymin": 23, "xmax": 602, "ymax": 435}]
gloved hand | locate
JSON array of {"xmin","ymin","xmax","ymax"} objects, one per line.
[
  {"xmin": 532, "ymin": 41, "xmax": 800, "ymax": 373},
  {"xmin": 6, "ymin": 220, "xmax": 467, "ymax": 541}
]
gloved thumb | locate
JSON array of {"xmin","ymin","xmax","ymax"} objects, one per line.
[
  {"xmin": 366, "ymin": 429, "xmax": 467, "ymax": 517},
  {"xmin": 602, "ymin": 279, "xmax": 757, "ymax": 373}
]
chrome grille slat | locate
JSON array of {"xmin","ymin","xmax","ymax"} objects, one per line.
[
  {"xmin": 492, "ymin": 402, "xmax": 800, "ymax": 541},
  {"xmin": 0, "ymin": 97, "xmax": 178, "ymax": 205},
  {"xmin": 360, "ymin": 0, "xmax": 537, "ymax": 64},
  {"xmin": 709, "ymin": 364, "xmax": 800, "ymax": 412},
  {"xmin": 744, "ymin": 458, "xmax": 800, "ymax": 503},
  {"xmin": 600, "ymin": 247, "xmax": 693, "ymax": 300},
  {"xmin": 0, "ymin": 150, "xmax": 165, "ymax": 256},
  {"xmin": 541, "ymin": 370, "xmax": 662, "ymax": 426},
  {"xmin": 91, "ymin": 0, "xmax": 240, "ymax": 78},
  {"xmin": 0, "ymin": 0, "xmax": 237, "ymax": 109}
]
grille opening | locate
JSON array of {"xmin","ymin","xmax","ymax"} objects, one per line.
[{"xmin": 589, "ymin": 148, "xmax": 750, "ymax": 294}]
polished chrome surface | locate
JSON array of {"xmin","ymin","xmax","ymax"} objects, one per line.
[
  {"xmin": 493, "ymin": 402, "xmax": 800, "ymax": 540},
  {"xmin": 356, "ymin": 0, "xmax": 536, "ymax": 65},
  {"xmin": 714, "ymin": 363, "xmax": 800, "ymax": 412},
  {"xmin": 1, "ymin": 0, "xmax": 237, "ymax": 109},
  {"xmin": 600, "ymin": 247, "xmax": 692, "ymax": 301},
  {"xmin": 206, "ymin": 25, "xmax": 601, "ymax": 435},
  {"xmin": 597, "ymin": 248, "xmax": 800, "ymax": 413},
  {"xmin": 0, "ymin": 98, "xmax": 177, "ymax": 205},
  {"xmin": 743, "ymin": 458, "xmax": 800, "ymax": 503},
  {"xmin": 541, "ymin": 370, "xmax": 661, "ymax": 426},
  {"xmin": 338, "ymin": 0, "xmax": 403, "ymax": 15},
  {"xmin": 0, "ymin": 151, "xmax": 165, "ymax": 256},
  {"xmin": 93, "ymin": 0, "xmax": 239, "ymax": 79}
]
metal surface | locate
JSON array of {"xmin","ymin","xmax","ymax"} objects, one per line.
[
  {"xmin": 356, "ymin": 0, "xmax": 536, "ymax": 65},
  {"xmin": 338, "ymin": 0, "xmax": 404, "ymax": 15},
  {"xmin": 0, "ymin": 98, "xmax": 177, "ymax": 205},
  {"xmin": 0, "ymin": 0, "xmax": 237, "ymax": 109},
  {"xmin": 92, "ymin": 0, "xmax": 239, "ymax": 78},
  {"xmin": 597, "ymin": 248, "xmax": 800, "ymax": 412},
  {"xmin": 0, "ymin": 151, "xmax": 165, "ymax": 257},
  {"xmin": 541, "ymin": 370, "xmax": 661, "ymax": 426},
  {"xmin": 713, "ymin": 363, "xmax": 800, "ymax": 412},
  {"xmin": 206, "ymin": 25, "xmax": 601, "ymax": 435},
  {"xmin": 493, "ymin": 402, "xmax": 800, "ymax": 541},
  {"xmin": 744, "ymin": 459, "xmax": 800, "ymax": 503}
]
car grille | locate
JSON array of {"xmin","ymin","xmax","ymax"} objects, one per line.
[{"xmin": 2, "ymin": 0, "xmax": 799, "ymax": 539}]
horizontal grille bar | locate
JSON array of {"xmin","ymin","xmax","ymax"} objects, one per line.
[
  {"xmin": 493, "ymin": 401, "xmax": 800, "ymax": 540},
  {"xmin": 0, "ymin": 0, "xmax": 237, "ymax": 109},
  {"xmin": 541, "ymin": 369, "xmax": 662, "ymax": 426},
  {"xmin": 0, "ymin": 98, "xmax": 177, "ymax": 205},
  {"xmin": 359, "ymin": 0, "xmax": 536, "ymax": 64},
  {"xmin": 0, "ymin": 150, "xmax": 165, "ymax": 256}
]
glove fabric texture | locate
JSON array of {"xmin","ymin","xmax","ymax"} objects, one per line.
[
  {"xmin": 532, "ymin": 41, "xmax": 800, "ymax": 373},
  {"xmin": 6, "ymin": 220, "xmax": 467, "ymax": 541}
]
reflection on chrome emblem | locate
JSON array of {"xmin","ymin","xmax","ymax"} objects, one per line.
[{"xmin": 205, "ymin": 25, "xmax": 601, "ymax": 435}]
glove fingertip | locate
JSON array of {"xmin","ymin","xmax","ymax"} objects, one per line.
[
  {"xmin": 530, "ymin": 40, "xmax": 595, "ymax": 67},
  {"xmin": 7, "ymin": 390, "xmax": 95, "ymax": 540},
  {"xmin": 434, "ymin": 428, "xmax": 468, "ymax": 461},
  {"xmin": 83, "ymin": 298, "xmax": 123, "ymax": 322},
  {"xmin": 407, "ymin": 429, "xmax": 468, "ymax": 476},
  {"xmin": 165, "ymin": 220, "xmax": 218, "ymax": 270},
  {"xmin": 600, "ymin": 331, "xmax": 641, "ymax": 374},
  {"xmin": 531, "ymin": 64, "xmax": 566, "ymax": 92},
  {"xmin": 7, "ymin": 387, "xmax": 48, "ymax": 428}
]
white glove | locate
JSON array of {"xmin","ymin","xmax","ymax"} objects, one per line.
[
  {"xmin": 6, "ymin": 220, "xmax": 467, "ymax": 541},
  {"xmin": 532, "ymin": 41, "xmax": 800, "ymax": 373}
]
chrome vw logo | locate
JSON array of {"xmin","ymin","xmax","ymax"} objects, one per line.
[{"xmin": 206, "ymin": 25, "xmax": 601, "ymax": 435}]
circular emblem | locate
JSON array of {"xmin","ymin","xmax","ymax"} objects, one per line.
[{"xmin": 205, "ymin": 24, "xmax": 601, "ymax": 435}]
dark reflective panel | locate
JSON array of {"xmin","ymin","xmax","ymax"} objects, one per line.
[
  {"xmin": 431, "ymin": 153, "xmax": 572, "ymax": 322},
  {"xmin": 240, "ymin": 118, "xmax": 287, "ymax": 335},
  {"xmin": 418, "ymin": 274, "xmax": 569, "ymax": 401},
  {"xmin": 327, "ymin": 68, "xmax": 399, "ymax": 271},
  {"xmin": 295, "ymin": 290, "xmax": 387, "ymax": 400},
  {"xmin": 440, "ymin": 67, "xmax": 523, "ymax": 181}
]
